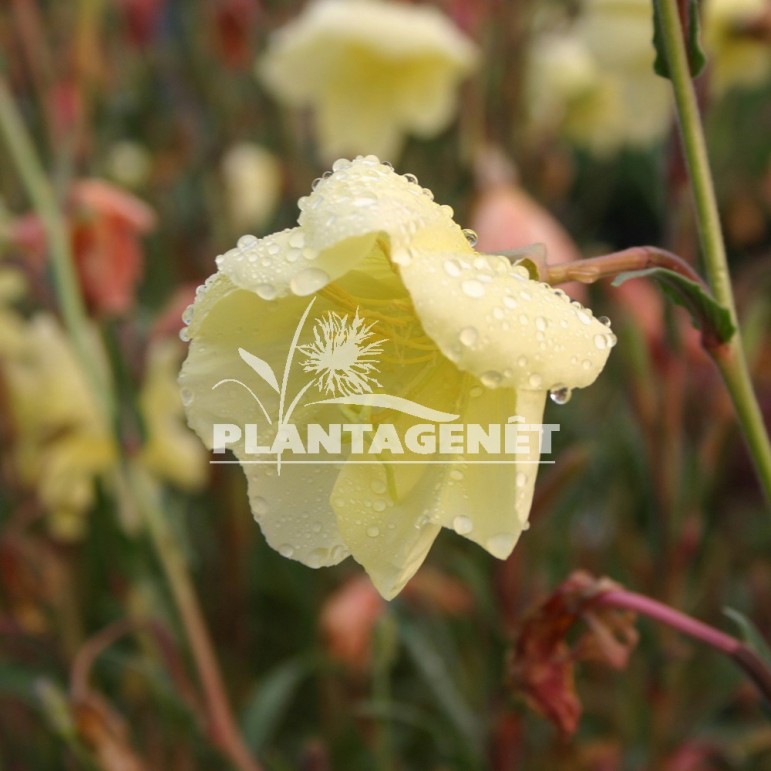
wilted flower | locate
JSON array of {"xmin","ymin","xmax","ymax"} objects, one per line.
[
  {"xmin": 703, "ymin": 0, "xmax": 771, "ymax": 95},
  {"xmin": 220, "ymin": 143, "xmax": 282, "ymax": 233},
  {"xmin": 257, "ymin": 0, "xmax": 477, "ymax": 162},
  {"xmin": 179, "ymin": 156, "xmax": 613, "ymax": 599},
  {"xmin": 527, "ymin": 0, "xmax": 672, "ymax": 154}
]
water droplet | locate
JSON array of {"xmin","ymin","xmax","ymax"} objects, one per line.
[
  {"xmin": 576, "ymin": 309, "xmax": 592, "ymax": 325},
  {"xmin": 461, "ymin": 279, "xmax": 485, "ymax": 298},
  {"xmin": 469, "ymin": 385, "xmax": 484, "ymax": 398},
  {"xmin": 180, "ymin": 387, "xmax": 194, "ymax": 406},
  {"xmin": 520, "ymin": 290, "xmax": 532, "ymax": 301},
  {"xmin": 353, "ymin": 195, "xmax": 377, "ymax": 207},
  {"xmin": 594, "ymin": 334, "xmax": 608, "ymax": 350},
  {"xmin": 504, "ymin": 295, "xmax": 518, "ymax": 309},
  {"xmin": 238, "ymin": 234, "xmax": 258, "ymax": 249},
  {"xmin": 422, "ymin": 188, "xmax": 434, "ymax": 201},
  {"xmin": 267, "ymin": 242, "xmax": 280, "ymax": 255},
  {"xmin": 607, "ymin": 332, "xmax": 617, "ymax": 348},
  {"xmin": 288, "ymin": 232, "xmax": 305, "ymax": 249},
  {"xmin": 515, "ymin": 471, "xmax": 527, "ymax": 488},
  {"xmin": 290, "ymin": 268, "xmax": 329, "ymax": 296},
  {"xmin": 599, "ymin": 315, "xmax": 611, "ymax": 326},
  {"xmin": 444, "ymin": 259, "xmax": 462, "ymax": 277},
  {"xmin": 278, "ymin": 544, "xmax": 295, "ymax": 558},
  {"xmin": 312, "ymin": 523, "xmax": 322, "ymax": 533},
  {"xmin": 519, "ymin": 314, "xmax": 529, "ymax": 325},
  {"xmin": 528, "ymin": 373, "xmax": 543, "ymax": 387},
  {"xmin": 487, "ymin": 533, "xmax": 515, "ymax": 556},
  {"xmin": 179, "ymin": 327, "xmax": 190, "ymax": 342},
  {"xmin": 517, "ymin": 355, "xmax": 528, "ymax": 367},
  {"xmin": 404, "ymin": 172, "xmax": 419, "ymax": 184},
  {"xmin": 370, "ymin": 479, "xmax": 387, "ymax": 494},
  {"xmin": 332, "ymin": 158, "xmax": 351, "ymax": 172},
  {"xmin": 253, "ymin": 497, "xmax": 268, "ymax": 515},
  {"xmin": 459, "ymin": 327, "xmax": 478, "ymax": 347},
  {"xmin": 462, "ymin": 228, "xmax": 478, "ymax": 247},
  {"xmin": 366, "ymin": 526, "xmax": 380, "ymax": 538},
  {"xmin": 181, "ymin": 304, "xmax": 194, "ymax": 325},
  {"xmin": 311, "ymin": 177, "xmax": 323, "ymax": 191},
  {"xmin": 535, "ymin": 316, "xmax": 547, "ymax": 332},
  {"xmin": 373, "ymin": 500, "xmax": 387, "ymax": 512},
  {"xmin": 453, "ymin": 516, "xmax": 474, "ymax": 535},
  {"xmin": 256, "ymin": 283, "xmax": 277, "ymax": 300},
  {"xmin": 449, "ymin": 469, "xmax": 464, "ymax": 481},
  {"xmin": 481, "ymin": 370, "xmax": 502, "ymax": 388},
  {"xmin": 492, "ymin": 307, "xmax": 504, "ymax": 320},
  {"xmin": 549, "ymin": 385, "xmax": 572, "ymax": 405},
  {"xmin": 581, "ymin": 359, "xmax": 592, "ymax": 370}
]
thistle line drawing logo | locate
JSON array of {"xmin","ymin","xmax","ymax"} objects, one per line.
[{"xmin": 211, "ymin": 297, "xmax": 459, "ymax": 470}]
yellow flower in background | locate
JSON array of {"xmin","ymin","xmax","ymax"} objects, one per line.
[
  {"xmin": 3, "ymin": 315, "xmax": 116, "ymax": 540},
  {"xmin": 257, "ymin": 0, "xmax": 477, "ymax": 162},
  {"xmin": 220, "ymin": 143, "xmax": 282, "ymax": 233},
  {"xmin": 179, "ymin": 156, "xmax": 614, "ymax": 599},
  {"xmin": 138, "ymin": 338, "xmax": 208, "ymax": 491},
  {"xmin": 527, "ymin": 0, "xmax": 672, "ymax": 154},
  {"xmin": 703, "ymin": 0, "xmax": 771, "ymax": 95}
]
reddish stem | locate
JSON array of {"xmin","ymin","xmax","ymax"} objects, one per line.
[{"xmin": 596, "ymin": 589, "xmax": 771, "ymax": 704}]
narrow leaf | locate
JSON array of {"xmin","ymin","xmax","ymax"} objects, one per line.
[
  {"xmin": 310, "ymin": 394, "xmax": 460, "ymax": 422},
  {"xmin": 238, "ymin": 347, "xmax": 280, "ymax": 392},
  {"xmin": 724, "ymin": 607, "xmax": 771, "ymax": 665},
  {"xmin": 612, "ymin": 267, "xmax": 735, "ymax": 345}
]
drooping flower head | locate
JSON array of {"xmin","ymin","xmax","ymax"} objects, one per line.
[
  {"xmin": 258, "ymin": 0, "xmax": 478, "ymax": 162},
  {"xmin": 179, "ymin": 156, "xmax": 614, "ymax": 599}
]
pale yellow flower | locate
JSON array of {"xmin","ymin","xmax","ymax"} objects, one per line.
[
  {"xmin": 138, "ymin": 338, "xmax": 208, "ymax": 491},
  {"xmin": 257, "ymin": 0, "xmax": 477, "ymax": 162},
  {"xmin": 703, "ymin": 0, "xmax": 771, "ymax": 94},
  {"xmin": 221, "ymin": 143, "xmax": 282, "ymax": 233},
  {"xmin": 527, "ymin": 0, "xmax": 672, "ymax": 154},
  {"xmin": 3, "ymin": 315, "xmax": 116, "ymax": 539},
  {"xmin": 179, "ymin": 156, "xmax": 613, "ymax": 599}
]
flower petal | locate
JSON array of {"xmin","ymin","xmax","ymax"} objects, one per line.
[
  {"xmin": 432, "ymin": 387, "xmax": 547, "ymax": 558},
  {"xmin": 397, "ymin": 249, "xmax": 614, "ymax": 392}
]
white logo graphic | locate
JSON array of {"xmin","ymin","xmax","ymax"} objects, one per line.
[{"xmin": 210, "ymin": 298, "xmax": 557, "ymax": 471}]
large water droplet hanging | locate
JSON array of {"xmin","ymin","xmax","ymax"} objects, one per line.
[
  {"xmin": 462, "ymin": 228, "xmax": 478, "ymax": 247},
  {"xmin": 453, "ymin": 516, "xmax": 474, "ymax": 535},
  {"xmin": 549, "ymin": 385, "xmax": 572, "ymax": 405}
]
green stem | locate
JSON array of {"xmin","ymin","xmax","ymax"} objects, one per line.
[
  {"xmin": 0, "ymin": 76, "xmax": 114, "ymax": 422},
  {"xmin": 655, "ymin": 0, "xmax": 771, "ymax": 504}
]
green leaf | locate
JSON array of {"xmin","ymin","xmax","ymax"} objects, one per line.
[
  {"xmin": 611, "ymin": 267, "xmax": 736, "ymax": 345},
  {"xmin": 653, "ymin": 0, "xmax": 707, "ymax": 79},
  {"xmin": 724, "ymin": 607, "xmax": 771, "ymax": 666}
]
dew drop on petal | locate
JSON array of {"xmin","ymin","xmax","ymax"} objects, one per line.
[
  {"xmin": 459, "ymin": 327, "xmax": 478, "ymax": 347},
  {"xmin": 308, "ymin": 548, "xmax": 328, "ymax": 567},
  {"xmin": 581, "ymin": 359, "xmax": 593, "ymax": 370},
  {"xmin": 517, "ymin": 355, "xmax": 528, "ymax": 368},
  {"xmin": 515, "ymin": 471, "xmax": 527, "ymax": 488},
  {"xmin": 449, "ymin": 469, "xmax": 464, "ymax": 481},
  {"xmin": 461, "ymin": 279, "xmax": 485, "ymax": 298},
  {"xmin": 469, "ymin": 385, "xmax": 484, "ymax": 398},
  {"xmin": 256, "ymin": 283, "xmax": 277, "ymax": 300},
  {"xmin": 549, "ymin": 385, "xmax": 573, "ymax": 405},
  {"xmin": 444, "ymin": 259, "xmax": 462, "ymax": 277},
  {"xmin": 353, "ymin": 195, "xmax": 377, "ymax": 207},
  {"xmin": 528, "ymin": 373, "xmax": 543, "ymax": 387},
  {"xmin": 503, "ymin": 295, "xmax": 518, "ymax": 309},
  {"xmin": 179, "ymin": 327, "xmax": 190, "ymax": 342},
  {"xmin": 599, "ymin": 315, "xmax": 611, "ymax": 326},
  {"xmin": 373, "ymin": 500, "xmax": 387, "ymax": 512},
  {"xmin": 253, "ymin": 497, "xmax": 268, "ymax": 516},
  {"xmin": 288, "ymin": 232, "xmax": 305, "ymax": 249},
  {"xmin": 404, "ymin": 172, "xmax": 419, "ymax": 184},
  {"xmin": 238, "ymin": 234, "xmax": 258, "ymax": 249},
  {"xmin": 278, "ymin": 544, "xmax": 295, "ymax": 558},
  {"xmin": 332, "ymin": 158, "xmax": 351, "ymax": 172},
  {"xmin": 453, "ymin": 516, "xmax": 474, "ymax": 535},
  {"xmin": 180, "ymin": 387, "xmax": 194, "ymax": 406},
  {"xmin": 535, "ymin": 316, "xmax": 547, "ymax": 332},
  {"xmin": 366, "ymin": 526, "xmax": 380, "ymax": 538},
  {"xmin": 290, "ymin": 268, "xmax": 329, "ymax": 296},
  {"xmin": 607, "ymin": 332, "xmax": 618, "ymax": 348},
  {"xmin": 370, "ymin": 479, "xmax": 387, "ymax": 494},
  {"xmin": 462, "ymin": 228, "xmax": 478, "ymax": 247},
  {"xmin": 480, "ymin": 371, "xmax": 502, "ymax": 388},
  {"xmin": 181, "ymin": 304, "xmax": 194, "ymax": 325},
  {"xmin": 594, "ymin": 334, "xmax": 608, "ymax": 350}
]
